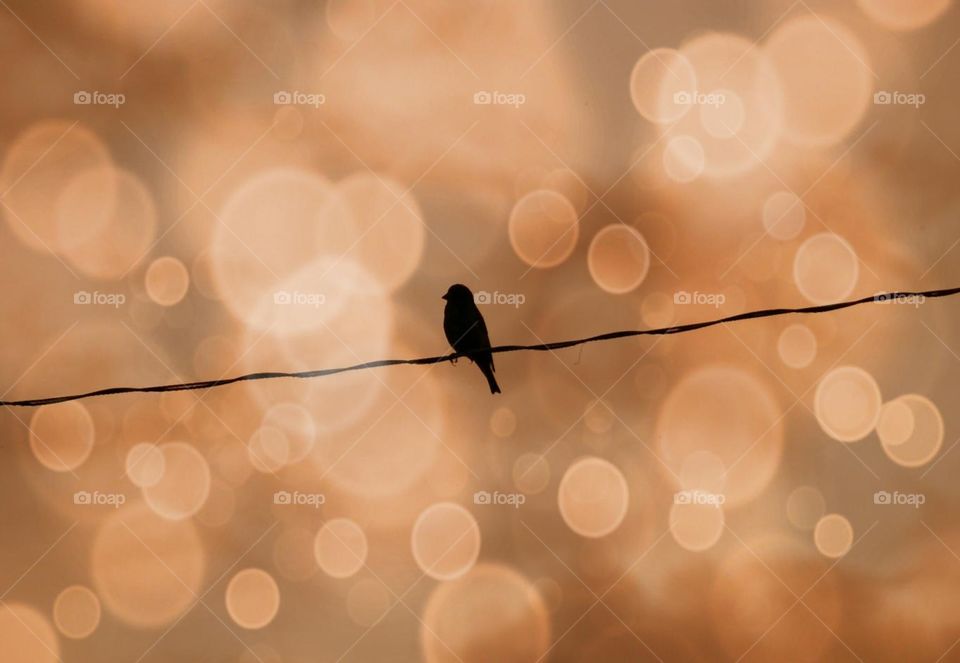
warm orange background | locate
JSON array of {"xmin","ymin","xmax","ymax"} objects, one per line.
[{"xmin": 0, "ymin": 0, "xmax": 959, "ymax": 661}]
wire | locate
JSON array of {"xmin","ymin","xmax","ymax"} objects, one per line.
[{"xmin": 2, "ymin": 287, "xmax": 957, "ymax": 408}]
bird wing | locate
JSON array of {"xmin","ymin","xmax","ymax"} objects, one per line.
[
  {"xmin": 444, "ymin": 303, "xmax": 495, "ymax": 370},
  {"xmin": 474, "ymin": 311, "xmax": 495, "ymax": 371}
]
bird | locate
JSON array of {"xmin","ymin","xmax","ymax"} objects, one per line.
[{"xmin": 442, "ymin": 284, "xmax": 501, "ymax": 394}]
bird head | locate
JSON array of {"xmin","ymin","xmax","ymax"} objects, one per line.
[{"xmin": 442, "ymin": 283, "xmax": 474, "ymax": 303}]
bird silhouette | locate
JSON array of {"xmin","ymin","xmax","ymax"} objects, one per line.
[{"xmin": 442, "ymin": 284, "xmax": 501, "ymax": 394}]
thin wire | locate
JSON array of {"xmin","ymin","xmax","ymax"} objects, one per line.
[{"xmin": 2, "ymin": 287, "xmax": 957, "ymax": 408}]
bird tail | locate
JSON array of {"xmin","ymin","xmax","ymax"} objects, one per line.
[{"xmin": 481, "ymin": 364, "xmax": 501, "ymax": 394}]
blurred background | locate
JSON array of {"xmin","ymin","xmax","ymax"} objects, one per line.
[{"xmin": 0, "ymin": 0, "xmax": 959, "ymax": 660}]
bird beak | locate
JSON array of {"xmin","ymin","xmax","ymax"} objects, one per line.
[{"xmin": 441, "ymin": 294, "xmax": 448, "ymax": 300}]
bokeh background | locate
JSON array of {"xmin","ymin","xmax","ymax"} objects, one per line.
[{"xmin": 1, "ymin": 0, "xmax": 959, "ymax": 660}]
